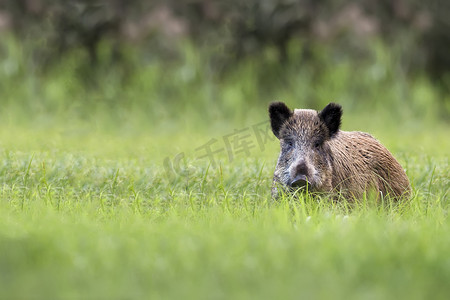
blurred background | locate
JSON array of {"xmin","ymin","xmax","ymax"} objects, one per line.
[{"xmin": 0, "ymin": 0, "xmax": 448, "ymax": 133}]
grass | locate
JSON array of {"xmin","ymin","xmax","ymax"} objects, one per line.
[
  {"xmin": 0, "ymin": 37, "xmax": 449, "ymax": 299},
  {"xmin": 0, "ymin": 124, "xmax": 448, "ymax": 299}
]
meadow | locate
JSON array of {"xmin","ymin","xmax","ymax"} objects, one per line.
[{"xmin": 0, "ymin": 40, "xmax": 449, "ymax": 299}]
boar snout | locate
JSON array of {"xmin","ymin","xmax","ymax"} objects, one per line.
[
  {"xmin": 290, "ymin": 174, "xmax": 308, "ymax": 188},
  {"xmin": 289, "ymin": 159, "xmax": 310, "ymax": 188}
]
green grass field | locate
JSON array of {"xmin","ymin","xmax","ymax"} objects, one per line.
[
  {"xmin": 0, "ymin": 40, "xmax": 449, "ymax": 299},
  {"xmin": 0, "ymin": 120, "xmax": 448, "ymax": 299}
]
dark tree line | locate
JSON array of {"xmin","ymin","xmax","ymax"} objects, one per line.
[{"xmin": 0, "ymin": 0, "xmax": 449, "ymax": 81}]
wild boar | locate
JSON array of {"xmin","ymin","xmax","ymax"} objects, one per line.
[{"xmin": 269, "ymin": 102, "xmax": 411, "ymax": 200}]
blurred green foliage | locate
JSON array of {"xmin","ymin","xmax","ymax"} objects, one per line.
[
  {"xmin": 1, "ymin": 0, "xmax": 448, "ymax": 75},
  {"xmin": 0, "ymin": 35, "xmax": 448, "ymax": 131},
  {"xmin": 0, "ymin": 0, "xmax": 448, "ymax": 126}
]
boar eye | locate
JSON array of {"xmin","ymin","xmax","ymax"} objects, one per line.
[
  {"xmin": 314, "ymin": 141, "xmax": 322, "ymax": 148},
  {"xmin": 283, "ymin": 139, "xmax": 294, "ymax": 148}
]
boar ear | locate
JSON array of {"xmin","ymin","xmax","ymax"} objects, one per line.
[
  {"xmin": 269, "ymin": 101, "xmax": 293, "ymax": 139},
  {"xmin": 319, "ymin": 103, "xmax": 342, "ymax": 137}
]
